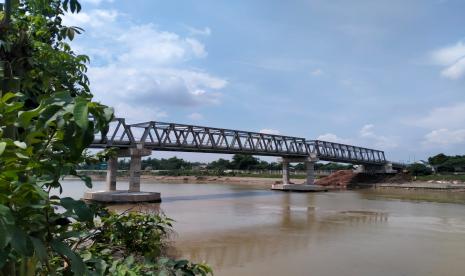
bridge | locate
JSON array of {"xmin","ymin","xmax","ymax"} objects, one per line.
[{"xmin": 86, "ymin": 118, "xmax": 399, "ymax": 199}]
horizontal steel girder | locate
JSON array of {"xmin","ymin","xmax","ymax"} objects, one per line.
[{"xmin": 91, "ymin": 119, "xmax": 388, "ymax": 165}]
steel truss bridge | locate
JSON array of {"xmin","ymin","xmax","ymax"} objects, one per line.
[{"xmin": 90, "ymin": 118, "xmax": 395, "ymax": 167}]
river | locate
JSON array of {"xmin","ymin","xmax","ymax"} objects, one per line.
[{"xmin": 61, "ymin": 180, "xmax": 465, "ymax": 276}]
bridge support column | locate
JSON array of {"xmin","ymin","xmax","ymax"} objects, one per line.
[
  {"xmin": 105, "ymin": 156, "xmax": 118, "ymax": 191},
  {"xmin": 128, "ymin": 145, "xmax": 152, "ymax": 192},
  {"xmin": 305, "ymin": 154, "xmax": 319, "ymax": 185},
  {"xmin": 282, "ymin": 159, "xmax": 290, "ymax": 185},
  {"xmin": 305, "ymin": 160, "xmax": 316, "ymax": 185}
]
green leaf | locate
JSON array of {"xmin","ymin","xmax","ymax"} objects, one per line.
[
  {"xmin": 10, "ymin": 227, "xmax": 31, "ymax": 256},
  {"xmin": 14, "ymin": 141, "xmax": 27, "ymax": 149},
  {"xmin": 51, "ymin": 240, "xmax": 85, "ymax": 275},
  {"xmin": 0, "ymin": 142, "xmax": 6, "ymax": 156},
  {"xmin": 67, "ymin": 28, "xmax": 75, "ymax": 41},
  {"xmin": 74, "ymin": 97, "xmax": 89, "ymax": 129},
  {"xmin": 30, "ymin": 237, "xmax": 47, "ymax": 262},
  {"xmin": 1, "ymin": 92, "xmax": 18, "ymax": 102},
  {"xmin": 78, "ymin": 174, "xmax": 92, "ymax": 188},
  {"xmin": 61, "ymin": 197, "xmax": 93, "ymax": 221}
]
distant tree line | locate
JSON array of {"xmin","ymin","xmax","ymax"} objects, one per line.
[
  {"xmin": 407, "ymin": 153, "xmax": 465, "ymax": 176},
  {"xmin": 79, "ymin": 154, "xmax": 352, "ymax": 171}
]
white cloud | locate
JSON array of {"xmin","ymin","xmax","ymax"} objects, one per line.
[
  {"xmin": 316, "ymin": 133, "xmax": 350, "ymax": 144},
  {"xmin": 441, "ymin": 58, "xmax": 465, "ymax": 79},
  {"xmin": 311, "ymin": 68, "xmax": 324, "ymax": 76},
  {"xmin": 67, "ymin": 9, "xmax": 227, "ymax": 122},
  {"xmin": 359, "ymin": 124, "xmax": 397, "ymax": 149},
  {"xmin": 187, "ymin": 112, "xmax": 204, "ymax": 121},
  {"xmin": 360, "ymin": 124, "xmax": 375, "ymax": 137},
  {"xmin": 63, "ymin": 9, "xmax": 118, "ymax": 27},
  {"xmin": 423, "ymin": 128, "xmax": 465, "ymax": 146},
  {"xmin": 430, "ymin": 41, "xmax": 465, "ymax": 79},
  {"xmin": 185, "ymin": 26, "xmax": 211, "ymax": 36},
  {"xmin": 409, "ymin": 102, "xmax": 465, "ymax": 129},
  {"xmin": 259, "ymin": 129, "xmax": 281, "ymax": 135}
]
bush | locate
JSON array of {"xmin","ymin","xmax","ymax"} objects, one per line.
[{"xmin": 408, "ymin": 163, "xmax": 433, "ymax": 176}]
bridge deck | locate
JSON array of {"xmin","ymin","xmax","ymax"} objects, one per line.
[{"xmin": 91, "ymin": 119, "xmax": 388, "ymax": 165}]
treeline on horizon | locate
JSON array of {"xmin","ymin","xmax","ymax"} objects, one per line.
[
  {"xmin": 78, "ymin": 154, "xmax": 353, "ymax": 171},
  {"xmin": 408, "ymin": 153, "xmax": 465, "ymax": 176}
]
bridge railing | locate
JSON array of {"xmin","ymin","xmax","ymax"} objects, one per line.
[
  {"xmin": 129, "ymin": 121, "xmax": 309, "ymax": 157},
  {"xmin": 306, "ymin": 140, "xmax": 386, "ymax": 164}
]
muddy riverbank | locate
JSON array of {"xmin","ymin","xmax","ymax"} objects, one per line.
[{"xmin": 67, "ymin": 173, "xmax": 465, "ymax": 191}]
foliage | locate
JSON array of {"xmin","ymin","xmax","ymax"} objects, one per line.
[
  {"xmin": 407, "ymin": 163, "xmax": 433, "ymax": 176},
  {"xmin": 0, "ymin": 0, "xmax": 212, "ymax": 275},
  {"xmin": 428, "ymin": 153, "xmax": 449, "ymax": 166},
  {"xmin": 71, "ymin": 210, "xmax": 212, "ymax": 276},
  {"xmin": 427, "ymin": 153, "xmax": 465, "ymax": 172}
]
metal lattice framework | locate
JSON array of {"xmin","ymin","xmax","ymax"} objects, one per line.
[
  {"xmin": 306, "ymin": 140, "xmax": 386, "ymax": 165},
  {"xmin": 91, "ymin": 119, "xmax": 388, "ymax": 165}
]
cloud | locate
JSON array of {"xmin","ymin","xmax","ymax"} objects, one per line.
[
  {"xmin": 316, "ymin": 133, "xmax": 350, "ymax": 144},
  {"xmin": 311, "ymin": 68, "xmax": 324, "ymax": 76},
  {"xmin": 430, "ymin": 41, "xmax": 465, "ymax": 79},
  {"xmin": 259, "ymin": 129, "xmax": 281, "ymax": 135},
  {"xmin": 359, "ymin": 124, "xmax": 397, "ymax": 149},
  {"xmin": 187, "ymin": 112, "xmax": 204, "ymax": 121},
  {"xmin": 185, "ymin": 26, "xmax": 211, "ymax": 36},
  {"xmin": 423, "ymin": 128, "xmax": 465, "ymax": 146},
  {"xmin": 63, "ymin": 9, "xmax": 118, "ymax": 27},
  {"xmin": 65, "ymin": 9, "xmax": 227, "ymax": 122},
  {"xmin": 409, "ymin": 102, "xmax": 465, "ymax": 129}
]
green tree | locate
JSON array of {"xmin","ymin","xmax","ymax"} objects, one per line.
[
  {"xmin": 428, "ymin": 153, "xmax": 449, "ymax": 168},
  {"xmin": 407, "ymin": 163, "xmax": 433, "ymax": 176},
  {"xmin": 0, "ymin": 1, "xmax": 211, "ymax": 274},
  {"xmin": 207, "ymin": 158, "xmax": 231, "ymax": 170},
  {"xmin": 231, "ymin": 154, "xmax": 259, "ymax": 170}
]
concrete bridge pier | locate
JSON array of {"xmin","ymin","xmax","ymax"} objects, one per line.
[
  {"xmin": 305, "ymin": 158, "xmax": 317, "ymax": 185},
  {"xmin": 272, "ymin": 155, "xmax": 327, "ymax": 192},
  {"xmin": 282, "ymin": 159, "xmax": 291, "ymax": 185},
  {"xmin": 106, "ymin": 156, "xmax": 118, "ymax": 191},
  {"xmin": 83, "ymin": 145, "xmax": 161, "ymax": 203},
  {"xmin": 128, "ymin": 145, "xmax": 152, "ymax": 192}
]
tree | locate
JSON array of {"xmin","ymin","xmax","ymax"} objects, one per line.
[
  {"xmin": 207, "ymin": 158, "xmax": 231, "ymax": 170},
  {"xmin": 408, "ymin": 163, "xmax": 433, "ymax": 176},
  {"xmin": 231, "ymin": 154, "xmax": 259, "ymax": 170},
  {"xmin": 0, "ymin": 1, "xmax": 210, "ymax": 274},
  {"xmin": 428, "ymin": 153, "xmax": 449, "ymax": 167}
]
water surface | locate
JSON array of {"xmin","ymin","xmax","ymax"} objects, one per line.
[{"xmin": 62, "ymin": 180, "xmax": 465, "ymax": 276}]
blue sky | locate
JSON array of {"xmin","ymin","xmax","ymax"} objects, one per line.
[{"xmin": 65, "ymin": 0, "xmax": 465, "ymax": 162}]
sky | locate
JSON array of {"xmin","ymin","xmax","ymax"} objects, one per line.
[{"xmin": 64, "ymin": 0, "xmax": 465, "ymax": 163}]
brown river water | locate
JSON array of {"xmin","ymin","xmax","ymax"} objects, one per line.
[{"xmin": 61, "ymin": 180, "xmax": 465, "ymax": 276}]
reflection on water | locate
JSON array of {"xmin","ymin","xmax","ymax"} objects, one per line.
[{"xmin": 61, "ymin": 180, "xmax": 465, "ymax": 276}]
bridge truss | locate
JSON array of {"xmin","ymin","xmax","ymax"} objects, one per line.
[{"xmin": 91, "ymin": 119, "xmax": 387, "ymax": 165}]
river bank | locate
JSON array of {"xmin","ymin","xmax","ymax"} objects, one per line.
[{"xmin": 70, "ymin": 173, "xmax": 465, "ymax": 191}]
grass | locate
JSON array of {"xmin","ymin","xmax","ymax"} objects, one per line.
[{"xmin": 416, "ymin": 174, "xmax": 465, "ymax": 182}]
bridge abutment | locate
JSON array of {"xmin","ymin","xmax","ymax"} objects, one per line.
[{"xmin": 354, "ymin": 163, "xmax": 397, "ymax": 174}]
